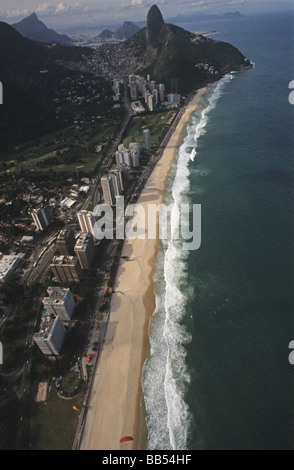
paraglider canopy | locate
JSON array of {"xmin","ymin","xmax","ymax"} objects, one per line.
[{"xmin": 120, "ymin": 436, "xmax": 133, "ymax": 444}]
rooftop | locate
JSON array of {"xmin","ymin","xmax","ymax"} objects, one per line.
[
  {"xmin": 51, "ymin": 255, "xmax": 78, "ymax": 266},
  {"xmin": 75, "ymin": 232, "xmax": 93, "ymax": 250},
  {"xmin": 34, "ymin": 315, "xmax": 58, "ymax": 340}
]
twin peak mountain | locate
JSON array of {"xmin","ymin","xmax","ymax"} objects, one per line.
[{"xmin": 130, "ymin": 4, "xmax": 252, "ymax": 94}]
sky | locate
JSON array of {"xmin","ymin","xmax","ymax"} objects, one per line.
[{"xmin": 0, "ymin": 0, "xmax": 293, "ymax": 29}]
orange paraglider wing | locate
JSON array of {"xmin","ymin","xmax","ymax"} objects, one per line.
[
  {"xmin": 73, "ymin": 406, "xmax": 79, "ymax": 412},
  {"xmin": 120, "ymin": 436, "xmax": 133, "ymax": 444}
]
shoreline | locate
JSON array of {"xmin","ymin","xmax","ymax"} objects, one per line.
[{"xmin": 80, "ymin": 86, "xmax": 209, "ymax": 451}]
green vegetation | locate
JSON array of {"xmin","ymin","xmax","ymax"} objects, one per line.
[
  {"xmin": 0, "ymin": 21, "xmax": 115, "ymax": 151},
  {"xmin": 29, "ymin": 386, "xmax": 84, "ymax": 450},
  {"xmin": 62, "ymin": 370, "xmax": 82, "ymax": 396},
  {"xmin": 0, "ymin": 385, "xmax": 19, "ymax": 450},
  {"xmin": 0, "ymin": 282, "xmax": 45, "ymax": 373},
  {"xmin": 0, "ymin": 117, "xmax": 122, "ymax": 177},
  {"xmin": 123, "ymin": 109, "xmax": 177, "ymax": 149}
]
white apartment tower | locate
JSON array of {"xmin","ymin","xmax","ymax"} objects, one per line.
[
  {"xmin": 101, "ymin": 174, "xmax": 116, "ymax": 206},
  {"xmin": 34, "ymin": 315, "xmax": 66, "ymax": 356},
  {"xmin": 77, "ymin": 210, "xmax": 96, "ymax": 237},
  {"xmin": 129, "ymin": 142, "xmax": 141, "ymax": 168},
  {"xmin": 42, "ymin": 287, "xmax": 75, "ymax": 323},
  {"xmin": 31, "ymin": 205, "xmax": 52, "ymax": 231},
  {"xmin": 143, "ymin": 129, "xmax": 151, "ymax": 150}
]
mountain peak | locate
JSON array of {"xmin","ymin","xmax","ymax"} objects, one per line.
[
  {"xmin": 12, "ymin": 12, "xmax": 73, "ymax": 45},
  {"xmin": 146, "ymin": 4, "xmax": 165, "ymax": 46}
]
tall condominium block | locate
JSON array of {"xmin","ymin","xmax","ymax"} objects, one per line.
[
  {"xmin": 74, "ymin": 232, "xmax": 95, "ymax": 270},
  {"xmin": 159, "ymin": 83, "xmax": 165, "ymax": 102},
  {"xmin": 34, "ymin": 315, "xmax": 66, "ymax": 356},
  {"xmin": 137, "ymin": 77, "xmax": 147, "ymax": 96},
  {"xmin": 143, "ymin": 129, "xmax": 151, "ymax": 150},
  {"xmin": 57, "ymin": 227, "xmax": 76, "ymax": 256},
  {"xmin": 102, "ymin": 167, "xmax": 127, "ymax": 206},
  {"xmin": 150, "ymin": 80, "xmax": 156, "ymax": 92},
  {"xmin": 50, "ymin": 256, "xmax": 83, "ymax": 284},
  {"xmin": 118, "ymin": 164, "xmax": 130, "ymax": 191},
  {"xmin": 101, "ymin": 174, "xmax": 116, "ymax": 206},
  {"xmin": 77, "ymin": 210, "xmax": 96, "ymax": 238},
  {"xmin": 122, "ymin": 149, "xmax": 132, "ymax": 168},
  {"xmin": 129, "ymin": 142, "xmax": 141, "ymax": 168},
  {"xmin": 153, "ymin": 88, "xmax": 159, "ymax": 106},
  {"xmin": 42, "ymin": 287, "xmax": 75, "ymax": 322},
  {"xmin": 130, "ymin": 82, "xmax": 139, "ymax": 101},
  {"xmin": 146, "ymin": 93, "xmax": 154, "ymax": 111},
  {"xmin": 110, "ymin": 170, "xmax": 122, "ymax": 197},
  {"xmin": 31, "ymin": 205, "xmax": 52, "ymax": 231},
  {"xmin": 115, "ymin": 144, "xmax": 132, "ymax": 168}
]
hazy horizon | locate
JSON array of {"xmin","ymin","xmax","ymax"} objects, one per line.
[{"xmin": 0, "ymin": 0, "xmax": 293, "ymax": 31}]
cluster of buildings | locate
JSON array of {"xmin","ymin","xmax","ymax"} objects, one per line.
[
  {"xmin": 101, "ymin": 168, "xmax": 129, "ymax": 207},
  {"xmin": 35, "ymin": 222, "xmax": 98, "ymax": 357},
  {"xmin": 100, "ymin": 128, "xmax": 152, "ymax": 207},
  {"xmin": 129, "ymin": 74, "xmax": 181, "ymax": 112},
  {"xmin": 30, "ymin": 181, "xmax": 92, "ymax": 232},
  {"xmin": 101, "ymin": 140, "xmax": 143, "ymax": 207},
  {"xmin": 50, "ymin": 225, "xmax": 96, "ymax": 285},
  {"xmin": 115, "ymin": 142, "xmax": 141, "ymax": 168},
  {"xmin": 34, "ymin": 286, "xmax": 76, "ymax": 356}
]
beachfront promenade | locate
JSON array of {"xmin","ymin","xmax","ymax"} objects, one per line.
[{"xmin": 79, "ymin": 87, "xmax": 209, "ymax": 451}]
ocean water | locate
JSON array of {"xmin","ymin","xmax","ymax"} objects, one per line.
[{"xmin": 142, "ymin": 11, "xmax": 294, "ymax": 450}]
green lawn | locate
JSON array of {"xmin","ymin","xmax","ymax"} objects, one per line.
[
  {"xmin": 123, "ymin": 109, "xmax": 177, "ymax": 149},
  {"xmin": 1, "ymin": 118, "xmax": 121, "ymax": 176},
  {"xmin": 29, "ymin": 386, "xmax": 84, "ymax": 450}
]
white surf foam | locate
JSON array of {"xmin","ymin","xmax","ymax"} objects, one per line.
[{"xmin": 142, "ymin": 75, "xmax": 235, "ymax": 450}]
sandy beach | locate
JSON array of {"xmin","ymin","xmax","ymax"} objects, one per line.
[{"xmin": 80, "ymin": 86, "xmax": 209, "ymax": 451}]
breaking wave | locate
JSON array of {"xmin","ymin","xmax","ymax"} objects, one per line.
[{"xmin": 142, "ymin": 75, "xmax": 235, "ymax": 450}]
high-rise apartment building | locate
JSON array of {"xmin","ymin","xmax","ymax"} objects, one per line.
[
  {"xmin": 31, "ymin": 205, "xmax": 52, "ymax": 231},
  {"xmin": 110, "ymin": 170, "xmax": 122, "ymax": 197},
  {"xmin": 77, "ymin": 211, "xmax": 96, "ymax": 238},
  {"xmin": 129, "ymin": 142, "xmax": 141, "ymax": 168},
  {"xmin": 42, "ymin": 287, "xmax": 75, "ymax": 323},
  {"xmin": 101, "ymin": 168, "xmax": 125, "ymax": 207},
  {"xmin": 143, "ymin": 129, "xmax": 151, "ymax": 150},
  {"xmin": 116, "ymin": 143, "xmax": 141, "ymax": 169},
  {"xmin": 116, "ymin": 145, "xmax": 133, "ymax": 168},
  {"xmin": 130, "ymin": 82, "xmax": 139, "ymax": 101},
  {"xmin": 118, "ymin": 164, "xmax": 130, "ymax": 191},
  {"xmin": 153, "ymin": 88, "xmax": 159, "ymax": 106},
  {"xmin": 101, "ymin": 174, "xmax": 116, "ymax": 206},
  {"xmin": 50, "ymin": 256, "xmax": 83, "ymax": 284},
  {"xmin": 34, "ymin": 315, "xmax": 66, "ymax": 356},
  {"xmin": 57, "ymin": 228, "xmax": 76, "ymax": 256},
  {"xmin": 159, "ymin": 83, "xmax": 165, "ymax": 102},
  {"xmin": 74, "ymin": 232, "xmax": 95, "ymax": 270},
  {"xmin": 146, "ymin": 93, "xmax": 154, "ymax": 111}
]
